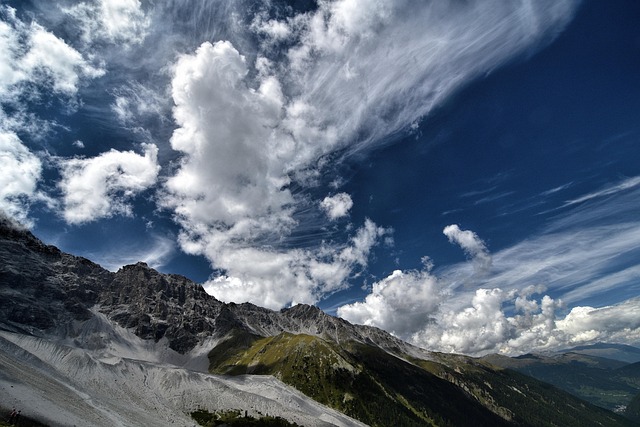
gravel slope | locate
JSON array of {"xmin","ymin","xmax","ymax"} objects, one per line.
[{"xmin": 0, "ymin": 320, "xmax": 366, "ymax": 427}]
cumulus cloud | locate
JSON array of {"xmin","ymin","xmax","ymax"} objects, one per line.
[
  {"xmin": 203, "ymin": 219, "xmax": 389, "ymax": 310},
  {"xmin": 58, "ymin": 144, "xmax": 159, "ymax": 224},
  {"xmin": 337, "ymin": 265, "xmax": 441, "ymax": 337},
  {"xmin": 0, "ymin": 130, "xmax": 44, "ymax": 226},
  {"xmin": 411, "ymin": 286, "xmax": 565, "ymax": 355},
  {"xmin": 165, "ymin": 40, "xmax": 294, "ymax": 231},
  {"xmin": 557, "ymin": 298, "xmax": 640, "ymax": 345},
  {"xmin": 339, "ymin": 227, "xmax": 501, "ymax": 353},
  {"xmin": 443, "ymin": 224, "xmax": 492, "ymax": 272},
  {"xmin": 341, "ymin": 252, "xmax": 640, "ymax": 356},
  {"xmin": 321, "ymin": 193, "xmax": 353, "ymax": 220},
  {"xmin": 0, "ymin": 6, "xmax": 104, "ymax": 101},
  {"xmin": 163, "ymin": 40, "xmax": 387, "ymax": 309},
  {"xmin": 340, "ymin": 214, "xmax": 640, "ymax": 356}
]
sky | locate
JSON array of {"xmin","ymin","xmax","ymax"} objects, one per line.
[{"xmin": 1, "ymin": 0, "xmax": 639, "ymax": 357}]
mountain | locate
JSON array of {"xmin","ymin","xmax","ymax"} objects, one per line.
[
  {"xmin": 558, "ymin": 343, "xmax": 640, "ymax": 364},
  {"xmin": 482, "ymin": 350, "xmax": 640, "ymax": 415},
  {"xmin": 0, "ymin": 215, "xmax": 634, "ymax": 426}
]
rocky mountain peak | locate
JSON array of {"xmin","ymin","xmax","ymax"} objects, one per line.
[
  {"xmin": 281, "ymin": 303, "xmax": 325, "ymax": 320},
  {"xmin": 0, "ymin": 222, "xmax": 416, "ymax": 355},
  {"xmin": 0, "ymin": 213, "xmax": 61, "ymax": 257},
  {"xmin": 119, "ymin": 261, "xmax": 150, "ymax": 270}
]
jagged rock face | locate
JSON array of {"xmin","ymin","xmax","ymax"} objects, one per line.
[
  {"xmin": 0, "ymin": 217, "xmax": 225, "ymax": 352},
  {"xmin": 98, "ymin": 262, "xmax": 226, "ymax": 352},
  {"xmin": 0, "ymin": 218, "xmax": 107, "ymax": 333},
  {"xmin": 0, "ymin": 216, "xmax": 410, "ymax": 355}
]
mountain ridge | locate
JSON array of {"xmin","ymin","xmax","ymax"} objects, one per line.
[
  {"xmin": 482, "ymin": 347, "xmax": 640, "ymax": 414},
  {"xmin": 0, "ymin": 215, "xmax": 635, "ymax": 426},
  {"xmin": 0, "ymin": 215, "xmax": 419, "ymax": 358},
  {"xmin": 558, "ymin": 343, "xmax": 640, "ymax": 364}
]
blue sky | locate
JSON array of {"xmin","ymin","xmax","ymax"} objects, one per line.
[{"xmin": 1, "ymin": 0, "xmax": 639, "ymax": 356}]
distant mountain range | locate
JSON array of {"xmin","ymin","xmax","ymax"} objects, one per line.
[
  {"xmin": 482, "ymin": 343, "xmax": 640, "ymax": 417},
  {"xmin": 560, "ymin": 343, "xmax": 640, "ymax": 364},
  {"xmin": 0, "ymin": 215, "xmax": 636, "ymax": 426}
]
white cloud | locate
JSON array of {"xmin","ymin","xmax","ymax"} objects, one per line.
[
  {"xmin": 337, "ymin": 267, "xmax": 441, "ymax": 337},
  {"xmin": 160, "ymin": 1, "xmax": 579, "ymax": 310},
  {"xmin": 111, "ymin": 82, "xmax": 167, "ymax": 126},
  {"xmin": 342, "ymin": 261, "xmax": 640, "ymax": 356},
  {"xmin": 64, "ymin": 0, "xmax": 149, "ymax": 47},
  {"xmin": 557, "ymin": 298, "xmax": 640, "ymax": 345},
  {"xmin": 434, "ymin": 288, "xmax": 514, "ymax": 354},
  {"xmin": 0, "ymin": 4, "xmax": 105, "ymax": 164},
  {"xmin": 89, "ymin": 233, "xmax": 176, "ymax": 272},
  {"xmin": 0, "ymin": 16, "xmax": 24, "ymax": 98},
  {"xmin": 0, "ymin": 130, "xmax": 43, "ymax": 226},
  {"xmin": 203, "ymin": 219, "xmax": 389, "ymax": 310},
  {"xmin": 251, "ymin": 14, "xmax": 293, "ymax": 44},
  {"xmin": 0, "ymin": 7, "xmax": 104, "ymax": 100},
  {"xmin": 339, "ymin": 217, "xmax": 640, "ymax": 356},
  {"xmin": 470, "ymin": 222, "xmax": 640, "ymax": 306},
  {"xmin": 321, "ymin": 193, "xmax": 353, "ymax": 220},
  {"xmin": 443, "ymin": 224, "xmax": 492, "ymax": 272},
  {"xmin": 564, "ymin": 175, "xmax": 640, "ymax": 206},
  {"xmin": 20, "ymin": 23, "xmax": 104, "ymax": 95},
  {"xmin": 282, "ymin": 0, "xmax": 579, "ymax": 152},
  {"xmin": 165, "ymin": 40, "xmax": 294, "ymax": 229},
  {"xmin": 58, "ymin": 143, "xmax": 159, "ymax": 224},
  {"xmin": 163, "ymin": 42, "xmax": 323, "ymax": 308}
]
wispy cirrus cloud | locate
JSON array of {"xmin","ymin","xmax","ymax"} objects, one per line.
[
  {"xmin": 87, "ymin": 232, "xmax": 177, "ymax": 272},
  {"xmin": 63, "ymin": 0, "xmax": 149, "ymax": 48},
  {"xmin": 564, "ymin": 175, "xmax": 640, "ymax": 206}
]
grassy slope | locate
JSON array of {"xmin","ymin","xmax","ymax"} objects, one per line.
[
  {"xmin": 208, "ymin": 332, "xmax": 635, "ymax": 427},
  {"xmin": 482, "ymin": 353, "xmax": 640, "ymax": 411},
  {"xmin": 209, "ymin": 331, "xmax": 508, "ymax": 427},
  {"xmin": 418, "ymin": 353, "xmax": 635, "ymax": 427}
]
